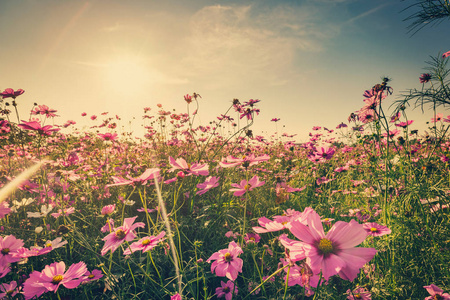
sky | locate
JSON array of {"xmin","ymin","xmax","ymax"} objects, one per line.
[{"xmin": 0, "ymin": 0, "xmax": 449, "ymax": 142}]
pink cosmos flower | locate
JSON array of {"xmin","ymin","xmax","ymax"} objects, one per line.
[
  {"xmin": 0, "ymin": 264, "xmax": 11, "ymax": 279},
  {"xmin": 420, "ymin": 73, "xmax": 432, "ymax": 83},
  {"xmin": 279, "ymin": 257, "xmax": 319, "ymax": 290},
  {"xmin": 82, "ymin": 269, "xmax": 103, "ymax": 282},
  {"xmin": 431, "ymin": 113, "xmax": 443, "ymax": 123},
  {"xmin": 207, "ymin": 241, "xmax": 243, "ymax": 281},
  {"xmin": 123, "ymin": 231, "xmax": 166, "ymax": 255},
  {"xmin": 100, "ymin": 218, "xmax": 115, "ymax": 233},
  {"xmin": 51, "ymin": 207, "xmax": 75, "ymax": 218},
  {"xmin": 101, "ymin": 216, "xmax": 145, "ymax": 255},
  {"xmin": 0, "ymin": 280, "xmax": 18, "ymax": 298},
  {"xmin": 362, "ymin": 222, "xmax": 391, "ymax": 237},
  {"xmin": 31, "ymin": 105, "xmax": 58, "ymax": 118},
  {"xmin": 0, "ymin": 88, "xmax": 24, "ymax": 99},
  {"xmin": 424, "ymin": 284, "xmax": 450, "ymax": 300},
  {"xmin": 244, "ymin": 233, "xmax": 260, "ymax": 244},
  {"xmin": 23, "ymin": 261, "xmax": 87, "ymax": 299},
  {"xmin": 0, "ymin": 235, "xmax": 24, "ymax": 264},
  {"xmin": 98, "ymin": 133, "xmax": 118, "ymax": 141},
  {"xmin": 0, "ymin": 202, "xmax": 11, "ymax": 219},
  {"xmin": 196, "ymin": 176, "xmax": 220, "ymax": 195},
  {"xmin": 230, "ymin": 175, "xmax": 265, "ymax": 197},
  {"xmin": 253, "ymin": 208, "xmax": 312, "ymax": 234},
  {"xmin": 38, "ymin": 237, "xmax": 68, "ymax": 255},
  {"xmin": 287, "ymin": 209, "xmax": 377, "ymax": 281},
  {"xmin": 219, "ymin": 154, "xmax": 269, "ymax": 168},
  {"xmin": 443, "ymin": 51, "xmax": 450, "ymax": 59},
  {"xmin": 346, "ymin": 286, "xmax": 372, "ymax": 299},
  {"xmin": 101, "ymin": 204, "xmax": 116, "ymax": 215},
  {"xmin": 168, "ymin": 156, "xmax": 209, "ymax": 176},
  {"xmin": 215, "ymin": 280, "xmax": 238, "ymax": 300},
  {"xmin": 170, "ymin": 293, "xmax": 182, "ymax": 300},
  {"xmin": 18, "ymin": 121, "xmax": 60, "ymax": 135},
  {"xmin": 276, "ymin": 182, "xmax": 306, "ymax": 203},
  {"xmin": 395, "ymin": 120, "xmax": 414, "ymax": 128},
  {"xmin": 107, "ymin": 168, "xmax": 160, "ymax": 187}
]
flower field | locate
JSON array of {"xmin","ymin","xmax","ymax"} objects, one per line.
[{"xmin": 0, "ymin": 54, "xmax": 450, "ymax": 300}]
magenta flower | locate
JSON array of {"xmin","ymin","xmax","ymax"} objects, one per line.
[
  {"xmin": 31, "ymin": 105, "xmax": 58, "ymax": 117},
  {"xmin": 100, "ymin": 218, "xmax": 115, "ymax": 233},
  {"xmin": 253, "ymin": 207, "xmax": 312, "ymax": 234},
  {"xmin": 196, "ymin": 176, "xmax": 220, "ymax": 195},
  {"xmin": 0, "ymin": 88, "xmax": 24, "ymax": 99},
  {"xmin": 123, "ymin": 231, "xmax": 166, "ymax": 255},
  {"xmin": 230, "ymin": 175, "xmax": 265, "ymax": 197},
  {"xmin": 101, "ymin": 216, "xmax": 145, "ymax": 255},
  {"xmin": 168, "ymin": 156, "xmax": 209, "ymax": 176},
  {"xmin": 431, "ymin": 113, "xmax": 443, "ymax": 123},
  {"xmin": 51, "ymin": 207, "xmax": 75, "ymax": 218},
  {"xmin": 23, "ymin": 261, "xmax": 87, "ymax": 299},
  {"xmin": 0, "ymin": 264, "xmax": 11, "ymax": 279},
  {"xmin": 82, "ymin": 269, "xmax": 103, "ymax": 282},
  {"xmin": 362, "ymin": 222, "xmax": 391, "ymax": 237},
  {"xmin": 346, "ymin": 286, "xmax": 372, "ymax": 299},
  {"xmin": 443, "ymin": 51, "xmax": 450, "ymax": 59},
  {"xmin": 101, "ymin": 204, "xmax": 116, "ymax": 215},
  {"xmin": 18, "ymin": 121, "xmax": 60, "ymax": 136},
  {"xmin": 216, "ymin": 280, "xmax": 238, "ymax": 300},
  {"xmin": 287, "ymin": 209, "xmax": 377, "ymax": 281},
  {"xmin": 271, "ymin": 118, "xmax": 280, "ymax": 122},
  {"xmin": 0, "ymin": 202, "xmax": 11, "ymax": 219},
  {"xmin": 107, "ymin": 168, "xmax": 160, "ymax": 187},
  {"xmin": 171, "ymin": 293, "xmax": 182, "ymax": 300},
  {"xmin": 419, "ymin": 73, "xmax": 432, "ymax": 83},
  {"xmin": 0, "ymin": 280, "xmax": 18, "ymax": 298},
  {"xmin": 424, "ymin": 284, "xmax": 450, "ymax": 300},
  {"xmin": 279, "ymin": 258, "xmax": 319, "ymax": 289},
  {"xmin": 207, "ymin": 241, "xmax": 243, "ymax": 281},
  {"xmin": 244, "ymin": 233, "xmax": 260, "ymax": 244},
  {"xmin": 219, "ymin": 154, "xmax": 269, "ymax": 168},
  {"xmin": 98, "ymin": 132, "xmax": 118, "ymax": 141},
  {"xmin": 0, "ymin": 235, "xmax": 24, "ymax": 264},
  {"xmin": 395, "ymin": 120, "xmax": 414, "ymax": 128}
]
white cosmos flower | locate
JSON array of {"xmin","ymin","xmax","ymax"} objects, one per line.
[{"xmin": 27, "ymin": 204, "xmax": 53, "ymax": 218}]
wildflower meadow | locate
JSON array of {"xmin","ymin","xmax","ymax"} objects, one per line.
[
  {"xmin": 1, "ymin": 2, "xmax": 450, "ymax": 298},
  {"xmin": 0, "ymin": 50, "xmax": 449, "ymax": 300}
]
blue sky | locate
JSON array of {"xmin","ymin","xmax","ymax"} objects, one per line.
[{"xmin": 0, "ymin": 0, "xmax": 449, "ymax": 141}]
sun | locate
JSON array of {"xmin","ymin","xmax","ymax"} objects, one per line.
[{"xmin": 103, "ymin": 56, "xmax": 152, "ymax": 95}]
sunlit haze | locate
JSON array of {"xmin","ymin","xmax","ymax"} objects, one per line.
[{"xmin": 1, "ymin": 0, "xmax": 449, "ymax": 141}]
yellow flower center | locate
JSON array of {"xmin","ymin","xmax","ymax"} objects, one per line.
[
  {"xmin": 244, "ymin": 184, "xmax": 251, "ymax": 190},
  {"xmin": 318, "ymin": 238, "xmax": 334, "ymax": 254},
  {"xmin": 6, "ymin": 290, "xmax": 13, "ymax": 295},
  {"xmin": 370, "ymin": 227, "xmax": 378, "ymax": 232},
  {"xmin": 223, "ymin": 252, "xmax": 232, "ymax": 262},
  {"xmin": 46, "ymin": 242, "xmax": 52, "ymax": 247},
  {"xmin": 142, "ymin": 239, "xmax": 151, "ymax": 246},
  {"xmin": 354, "ymin": 294, "xmax": 362, "ymax": 299},
  {"xmin": 88, "ymin": 274, "xmax": 95, "ymax": 279},
  {"xmin": 1, "ymin": 248, "xmax": 10, "ymax": 255},
  {"xmin": 52, "ymin": 275, "xmax": 64, "ymax": 284},
  {"xmin": 223, "ymin": 287, "xmax": 230, "ymax": 293},
  {"xmin": 115, "ymin": 229, "xmax": 126, "ymax": 239}
]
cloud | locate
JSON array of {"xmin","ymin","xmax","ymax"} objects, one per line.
[{"xmin": 179, "ymin": 4, "xmax": 337, "ymax": 88}]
